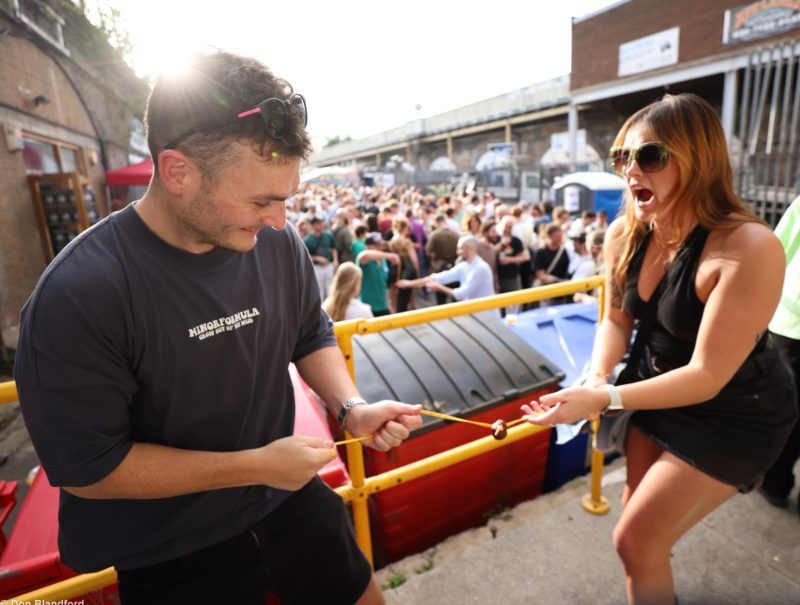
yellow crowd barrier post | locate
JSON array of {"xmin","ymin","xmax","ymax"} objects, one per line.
[
  {"xmin": 0, "ymin": 380, "xmax": 18, "ymax": 405},
  {"xmin": 335, "ymin": 329, "xmax": 374, "ymax": 566},
  {"xmin": 581, "ymin": 281, "xmax": 610, "ymax": 515}
]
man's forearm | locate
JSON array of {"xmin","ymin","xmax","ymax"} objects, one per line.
[
  {"xmin": 295, "ymin": 345, "xmax": 360, "ymax": 417},
  {"xmin": 434, "ymin": 284, "xmax": 455, "ymax": 299},
  {"xmin": 64, "ymin": 443, "xmax": 262, "ymax": 500},
  {"xmin": 398, "ymin": 276, "xmax": 431, "ymax": 288}
]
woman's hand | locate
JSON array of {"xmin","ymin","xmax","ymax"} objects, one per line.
[
  {"xmin": 522, "ymin": 386, "xmax": 609, "ymax": 425},
  {"xmin": 583, "ymin": 373, "xmax": 609, "ymax": 389}
]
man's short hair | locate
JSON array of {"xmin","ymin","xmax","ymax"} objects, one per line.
[
  {"xmin": 480, "ymin": 219, "xmax": 496, "ymax": 235},
  {"xmin": 354, "ymin": 225, "xmax": 368, "ymax": 238},
  {"xmin": 145, "ymin": 50, "xmax": 312, "ymax": 179},
  {"xmin": 589, "ymin": 229, "xmax": 606, "ymax": 248},
  {"xmin": 309, "ymin": 216, "xmax": 323, "ymax": 224},
  {"xmin": 364, "ymin": 234, "xmax": 383, "ymax": 247},
  {"xmin": 457, "ymin": 235, "xmax": 479, "ymax": 251}
]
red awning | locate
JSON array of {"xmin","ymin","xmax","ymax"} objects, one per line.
[{"xmin": 105, "ymin": 157, "xmax": 153, "ymax": 187}]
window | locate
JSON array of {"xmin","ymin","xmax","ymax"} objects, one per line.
[
  {"xmin": 22, "ymin": 135, "xmax": 85, "ymax": 176},
  {"xmin": 14, "ymin": 0, "xmax": 68, "ymax": 54},
  {"xmin": 60, "ymin": 147, "xmax": 79, "ymax": 173}
]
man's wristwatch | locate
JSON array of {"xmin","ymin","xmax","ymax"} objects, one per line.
[
  {"xmin": 600, "ymin": 384, "xmax": 624, "ymax": 414},
  {"xmin": 338, "ymin": 397, "xmax": 368, "ymax": 431}
]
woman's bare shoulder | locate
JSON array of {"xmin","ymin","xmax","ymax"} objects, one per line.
[{"xmin": 711, "ymin": 220, "xmax": 781, "ymax": 255}]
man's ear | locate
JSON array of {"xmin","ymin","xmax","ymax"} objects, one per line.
[{"xmin": 157, "ymin": 150, "xmax": 200, "ymax": 197}]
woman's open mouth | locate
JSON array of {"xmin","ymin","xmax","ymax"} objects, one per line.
[{"xmin": 633, "ymin": 188, "xmax": 653, "ymax": 204}]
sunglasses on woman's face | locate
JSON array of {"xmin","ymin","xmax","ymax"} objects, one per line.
[
  {"xmin": 608, "ymin": 142, "xmax": 671, "ymax": 175},
  {"xmin": 162, "ymin": 94, "xmax": 307, "ymax": 151}
]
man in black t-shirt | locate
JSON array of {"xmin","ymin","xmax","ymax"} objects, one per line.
[
  {"xmin": 15, "ymin": 51, "xmax": 420, "ymax": 605},
  {"xmin": 494, "ymin": 216, "xmax": 527, "ymax": 315},
  {"xmin": 534, "ymin": 223, "xmax": 571, "ymax": 306}
]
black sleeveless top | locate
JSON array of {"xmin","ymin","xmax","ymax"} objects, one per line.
[{"xmin": 620, "ymin": 224, "xmax": 797, "ymax": 491}]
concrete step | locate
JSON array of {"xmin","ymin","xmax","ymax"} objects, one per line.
[{"xmin": 375, "ymin": 458, "xmax": 800, "ymax": 605}]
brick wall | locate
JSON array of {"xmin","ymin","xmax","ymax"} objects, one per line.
[
  {"xmin": 0, "ymin": 22, "xmax": 145, "ymax": 334},
  {"xmin": 572, "ymin": 0, "xmax": 800, "ymax": 91}
]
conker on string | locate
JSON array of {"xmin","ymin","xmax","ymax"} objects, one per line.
[{"xmin": 491, "ymin": 419, "xmax": 508, "ymax": 440}]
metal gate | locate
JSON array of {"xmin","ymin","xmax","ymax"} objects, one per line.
[{"xmin": 735, "ymin": 39, "xmax": 800, "ymax": 227}]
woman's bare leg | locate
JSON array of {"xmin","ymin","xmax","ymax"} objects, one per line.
[
  {"xmin": 622, "ymin": 425, "xmax": 665, "ymax": 507},
  {"xmin": 613, "ymin": 445, "xmax": 737, "ymax": 605}
]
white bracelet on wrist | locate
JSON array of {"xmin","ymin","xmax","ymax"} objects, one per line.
[{"xmin": 600, "ymin": 384, "xmax": 624, "ymax": 414}]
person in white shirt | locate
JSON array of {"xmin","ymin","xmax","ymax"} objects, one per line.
[
  {"xmin": 396, "ymin": 235, "xmax": 495, "ymax": 304},
  {"xmin": 567, "ymin": 232, "xmax": 596, "ymax": 281},
  {"xmin": 322, "ymin": 262, "xmax": 374, "ymax": 322}
]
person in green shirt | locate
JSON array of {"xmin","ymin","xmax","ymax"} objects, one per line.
[
  {"xmin": 761, "ymin": 196, "xmax": 800, "ymax": 508},
  {"xmin": 355, "ymin": 234, "xmax": 399, "ymax": 316},
  {"xmin": 303, "ymin": 216, "xmax": 337, "ymax": 299}
]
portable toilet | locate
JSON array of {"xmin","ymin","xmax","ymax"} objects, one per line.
[{"xmin": 552, "ymin": 171, "xmax": 626, "ymax": 219}]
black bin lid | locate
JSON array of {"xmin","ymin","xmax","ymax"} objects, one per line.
[{"xmin": 353, "ymin": 312, "xmax": 565, "ymax": 434}]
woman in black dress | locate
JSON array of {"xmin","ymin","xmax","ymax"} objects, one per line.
[{"xmin": 524, "ymin": 93, "xmax": 798, "ymax": 605}]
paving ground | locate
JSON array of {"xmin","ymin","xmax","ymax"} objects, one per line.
[{"xmin": 376, "ymin": 457, "xmax": 800, "ymax": 605}]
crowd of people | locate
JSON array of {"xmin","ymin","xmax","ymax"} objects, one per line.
[{"xmin": 295, "ymin": 184, "xmax": 609, "ymax": 320}]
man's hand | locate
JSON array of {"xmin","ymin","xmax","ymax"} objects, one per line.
[
  {"xmin": 346, "ymin": 401, "xmax": 422, "ymax": 451},
  {"xmin": 259, "ymin": 435, "xmax": 336, "ymax": 491}
]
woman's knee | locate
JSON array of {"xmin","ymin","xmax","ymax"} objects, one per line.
[{"xmin": 613, "ymin": 521, "xmax": 669, "ymax": 572}]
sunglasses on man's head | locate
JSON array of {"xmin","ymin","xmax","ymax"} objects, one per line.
[
  {"xmin": 609, "ymin": 142, "xmax": 671, "ymax": 175},
  {"xmin": 162, "ymin": 93, "xmax": 307, "ymax": 151},
  {"xmin": 238, "ymin": 93, "xmax": 307, "ymax": 139}
]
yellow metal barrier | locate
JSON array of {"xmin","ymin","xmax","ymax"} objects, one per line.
[
  {"xmin": 0, "ymin": 380, "xmax": 17, "ymax": 405},
  {"xmin": 335, "ymin": 421, "xmax": 549, "ymax": 504},
  {"xmin": 1, "ymin": 277, "xmax": 607, "ymax": 602},
  {"xmin": 8, "ymin": 568, "xmax": 117, "ymax": 604}
]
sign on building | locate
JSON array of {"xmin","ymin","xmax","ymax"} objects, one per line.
[
  {"xmin": 487, "ymin": 143, "xmax": 516, "ymax": 154},
  {"xmin": 550, "ymin": 130, "xmax": 587, "ymax": 152},
  {"xmin": 723, "ymin": 0, "xmax": 800, "ymax": 44},
  {"xmin": 618, "ymin": 27, "xmax": 680, "ymax": 77}
]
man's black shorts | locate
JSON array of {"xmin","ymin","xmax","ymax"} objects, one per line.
[{"xmin": 117, "ymin": 476, "xmax": 372, "ymax": 604}]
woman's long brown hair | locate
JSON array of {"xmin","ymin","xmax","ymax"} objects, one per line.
[{"xmin": 612, "ymin": 93, "xmax": 764, "ymax": 303}]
